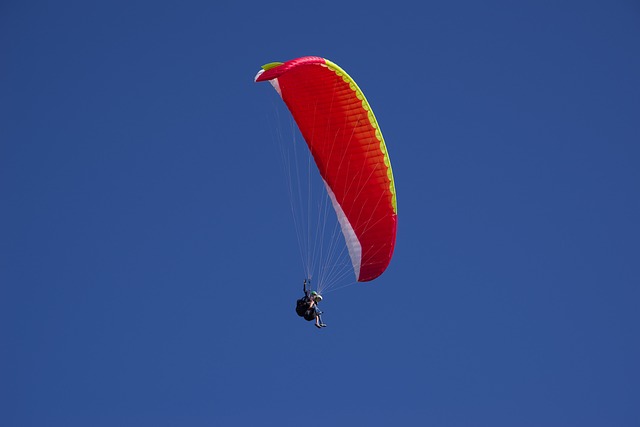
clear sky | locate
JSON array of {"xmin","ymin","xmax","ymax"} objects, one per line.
[{"xmin": 1, "ymin": 1, "xmax": 639, "ymax": 426}]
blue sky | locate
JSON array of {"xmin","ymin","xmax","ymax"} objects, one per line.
[{"xmin": 1, "ymin": 1, "xmax": 639, "ymax": 426}]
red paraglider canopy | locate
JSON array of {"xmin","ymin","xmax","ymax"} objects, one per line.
[{"xmin": 256, "ymin": 56, "xmax": 397, "ymax": 282}]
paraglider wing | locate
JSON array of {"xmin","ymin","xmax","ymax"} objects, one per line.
[{"xmin": 255, "ymin": 56, "xmax": 397, "ymax": 282}]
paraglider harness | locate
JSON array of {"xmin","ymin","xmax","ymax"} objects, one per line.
[{"xmin": 296, "ymin": 279, "xmax": 321, "ymax": 321}]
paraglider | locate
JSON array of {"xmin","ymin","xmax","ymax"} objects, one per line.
[
  {"xmin": 295, "ymin": 279, "xmax": 326, "ymax": 328},
  {"xmin": 255, "ymin": 56, "xmax": 397, "ymax": 327}
]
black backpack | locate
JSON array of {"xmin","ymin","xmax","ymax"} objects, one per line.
[
  {"xmin": 296, "ymin": 297, "xmax": 316, "ymax": 321},
  {"xmin": 295, "ymin": 298, "xmax": 308, "ymax": 317}
]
